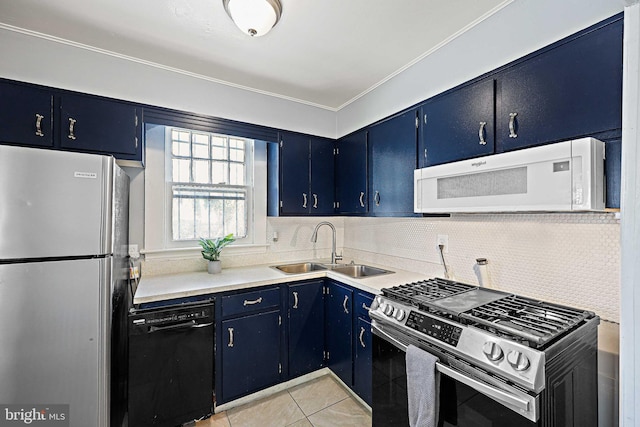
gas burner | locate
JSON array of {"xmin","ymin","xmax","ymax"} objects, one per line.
[{"xmin": 380, "ymin": 278, "xmax": 595, "ymax": 348}]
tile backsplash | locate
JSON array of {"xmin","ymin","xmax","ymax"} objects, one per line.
[
  {"xmin": 142, "ymin": 212, "xmax": 620, "ymax": 322},
  {"xmin": 343, "ymin": 212, "xmax": 620, "ymax": 322}
]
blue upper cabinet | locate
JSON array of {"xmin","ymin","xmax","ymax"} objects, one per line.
[
  {"xmin": 279, "ymin": 131, "xmax": 310, "ymax": 215},
  {"xmin": 336, "ymin": 130, "xmax": 368, "ymax": 214},
  {"xmin": 0, "ymin": 81, "xmax": 54, "ymax": 148},
  {"xmin": 279, "ymin": 131, "xmax": 335, "ymax": 216},
  {"xmin": 418, "ymin": 79, "xmax": 495, "ymax": 168},
  {"xmin": 496, "ymin": 18, "xmax": 622, "ymax": 152},
  {"xmin": 368, "ymin": 109, "xmax": 419, "ymax": 216},
  {"xmin": 310, "ymin": 137, "xmax": 336, "ymax": 214},
  {"xmin": 60, "ymin": 94, "xmax": 141, "ymax": 161}
]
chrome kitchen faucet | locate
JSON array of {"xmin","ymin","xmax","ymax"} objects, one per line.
[{"xmin": 310, "ymin": 221, "xmax": 342, "ymax": 265}]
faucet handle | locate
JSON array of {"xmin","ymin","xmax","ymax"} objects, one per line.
[{"xmin": 335, "ymin": 252, "xmax": 343, "ymax": 262}]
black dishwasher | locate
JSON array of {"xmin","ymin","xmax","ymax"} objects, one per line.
[{"xmin": 128, "ymin": 299, "xmax": 215, "ymax": 427}]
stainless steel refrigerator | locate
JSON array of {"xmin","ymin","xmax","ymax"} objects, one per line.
[{"xmin": 0, "ymin": 144, "xmax": 129, "ymax": 427}]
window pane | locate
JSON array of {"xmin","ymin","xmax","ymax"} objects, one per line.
[
  {"xmin": 209, "ymin": 197, "xmax": 224, "ymax": 237},
  {"xmin": 192, "ymin": 159, "xmax": 210, "ymax": 184},
  {"xmin": 212, "ymin": 161, "xmax": 228, "ymax": 184},
  {"xmin": 173, "ymin": 130, "xmax": 190, "ymax": 142},
  {"xmin": 229, "ymin": 163, "xmax": 245, "ymax": 185},
  {"xmin": 173, "ymin": 158, "xmax": 191, "ymax": 182},
  {"xmin": 194, "ymin": 196, "xmax": 210, "ymax": 238},
  {"xmin": 230, "ymin": 139, "xmax": 245, "ymax": 162},
  {"xmin": 211, "ymin": 136, "xmax": 227, "ymax": 160},
  {"xmin": 192, "ymin": 133, "xmax": 210, "ymax": 159},
  {"xmin": 172, "ymin": 189, "xmax": 196, "ymax": 240},
  {"xmin": 172, "ymin": 140, "xmax": 190, "ymax": 157}
]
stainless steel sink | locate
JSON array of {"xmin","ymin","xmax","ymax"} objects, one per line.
[
  {"xmin": 272, "ymin": 262, "xmax": 328, "ymax": 274},
  {"xmin": 330, "ymin": 264, "xmax": 394, "ymax": 278}
]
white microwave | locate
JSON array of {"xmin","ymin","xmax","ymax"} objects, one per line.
[{"xmin": 414, "ymin": 137, "xmax": 605, "ymax": 213}]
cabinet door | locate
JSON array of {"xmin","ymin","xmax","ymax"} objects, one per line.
[
  {"xmin": 0, "ymin": 82, "xmax": 53, "ymax": 148},
  {"xmin": 288, "ymin": 280, "xmax": 325, "ymax": 378},
  {"xmin": 419, "ymin": 79, "xmax": 495, "ymax": 167},
  {"xmin": 354, "ymin": 317, "xmax": 372, "ymax": 406},
  {"xmin": 310, "ymin": 137, "xmax": 335, "ymax": 215},
  {"xmin": 279, "ymin": 132, "xmax": 310, "ymax": 215},
  {"xmin": 496, "ymin": 19, "xmax": 622, "ymax": 152},
  {"xmin": 336, "ymin": 131, "xmax": 368, "ymax": 214},
  {"xmin": 60, "ymin": 94, "xmax": 140, "ymax": 158},
  {"xmin": 368, "ymin": 110, "xmax": 418, "ymax": 216},
  {"xmin": 221, "ymin": 310, "xmax": 281, "ymax": 402},
  {"xmin": 325, "ymin": 281, "xmax": 353, "ymax": 387}
]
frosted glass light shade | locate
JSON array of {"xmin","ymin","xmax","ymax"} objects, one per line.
[{"xmin": 223, "ymin": 0, "xmax": 283, "ymax": 37}]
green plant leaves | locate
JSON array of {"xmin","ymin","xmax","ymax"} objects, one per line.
[{"xmin": 199, "ymin": 234, "xmax": 236, "ymax": 261}]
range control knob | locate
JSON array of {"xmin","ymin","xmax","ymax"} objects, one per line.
[
  {"xmin": 507, "ymin": 351, "xmax": 530, "ymax": 371},
  {"xmin": 482, "ymin": 342, "xmax": 504, "ymax": 362},
  {"xmin": 394, "ymin": 309, "xmax": 406, "ymax": 321},
  {"xmin": 383, "ymin": 304, "xmax": 395, "ymax": 317},
  {"xmin": 370, "ymin": 298, "xmax": 380, "ymax": 311}
]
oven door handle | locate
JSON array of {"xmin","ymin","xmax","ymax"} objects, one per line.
[
  {"xmin": 372, "ymin": 323, "xmax": 537, "ymax": 421},
  {"xmin": 435, "ymin": 363, "xmax": 529, "ymax": 412}
]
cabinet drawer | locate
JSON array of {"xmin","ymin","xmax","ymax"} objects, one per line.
[
  {"xmin": 355, "ymin": 292, "xmax": 374, "ymax": 320},
  {"xmin": 221, "ymin": 287, "xmax": 280, "ymax": 317}
]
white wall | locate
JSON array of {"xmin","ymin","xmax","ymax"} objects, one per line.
[
  {"xmin": 337, "ymin": 0, "xmax": 625, "ymax": 136},
  {"xmin": 0, "ymin": 27, "xmax": 337, "ymax": 138}
]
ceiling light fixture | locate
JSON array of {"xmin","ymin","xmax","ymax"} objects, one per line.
[{"xmin": 222, "ymin": 0, "xmax": 283, "ymax": 37}]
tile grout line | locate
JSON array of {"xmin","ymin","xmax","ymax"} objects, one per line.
[{"xmin": 285, "ymin": 388, "xmax": 311, "ymax": 426}]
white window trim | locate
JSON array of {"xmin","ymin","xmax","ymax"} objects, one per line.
[{"xmin": 143, "ymin": 124, "xmax": 268, "ymax": 260}]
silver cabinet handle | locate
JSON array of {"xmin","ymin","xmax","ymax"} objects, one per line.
[
  {"xmin": 478, "ymin": 121, "xmax": 487, "ymax": 145},
  {"xmin": 313, "ymin": 193, "xmax": 318, "ymax": 209},
  {"xmin": 68, "ymin": 118, "xmax": 77, "ymax": 140},
  {"xmin": 359, "ymin": 326, "xmax": 366, "ymax": 348},
  {"xmin": 228, "ymin": 327, "xmax": 234, "ymax": 347},
  {"xmin": 35, "ymin": 114, "xmax": 44, "ymax": 137},
  {"xmin": 509, "ymin": 112, "xmax": 518, "ymax": 138},
  {"xmin": 302, "ymin": 193, "xmax": 307, "ymax": 208},
  {"xmin": 292, "ymin": 291, "xmax": 299, "ymax": 309},
  {"xmin": 374, "ymin": 191, "xmax": 380, "ymax": 206},
  {"xmin": 362, "ymin": 302, "xmax": 370, "ymax": 311},
  {"xmin": 359, "ymin": 192, "xmax": 365, "ymax": 208},
  {"xmin": 343, "ymin": 295, "xmax": 349, "ymax": 314},
  {"xmin": 243, "ymin": 297, "xmax": 263, "ymax": 306}
]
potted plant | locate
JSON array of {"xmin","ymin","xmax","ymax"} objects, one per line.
[{"xmin": 199, "ymin": 234, "xmax": 235, "ymax": 274}]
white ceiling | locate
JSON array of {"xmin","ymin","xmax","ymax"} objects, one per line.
[{"xmin": 0, "ymin": 0, "xmax": 511, "ymax": 110}]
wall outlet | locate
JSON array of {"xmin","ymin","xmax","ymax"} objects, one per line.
[{"xmin": 437, "ymin": 234, "xmax": 449, "ymax": 253}]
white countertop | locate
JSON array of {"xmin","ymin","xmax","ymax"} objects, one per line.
[{"xmin": 133, "ymin": 261, "xmax": 430, "ymax": 305}]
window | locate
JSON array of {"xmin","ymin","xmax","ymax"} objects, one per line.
[
  {"xmin": 143, "ymin": 123, "xmax": 267, "ymax": 256},
  {"xmin": 169, "ymin": 128, "xmax": 251, "ymax": 241}
]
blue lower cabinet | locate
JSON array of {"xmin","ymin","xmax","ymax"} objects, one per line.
[
  {"xmin": 325, "ymin": 281, "xmax": 354, "ymax": 387},
  {"xmin": 288, "ymin": 280, "xmax": 325, "ymax": 378},
  {"xmin": 220, "ymin": 309, "xmax": 281, "ymax": 403},
  {"xmin": 354, "ymin": 317, "xmax": 372, "ymax": 406}
]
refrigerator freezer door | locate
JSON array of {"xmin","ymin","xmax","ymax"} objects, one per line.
[
  {"xmin": 0, "ymin": 258, "xmax": 111, "ymax": 427},
  {"xmin": 0, "ymin": 145, "xmax": 113, "ymax": 260}
]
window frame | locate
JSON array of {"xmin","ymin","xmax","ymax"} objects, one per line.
[{"xmin": 143, "ymin": 123, "xmax": 268, "ymax": 259}]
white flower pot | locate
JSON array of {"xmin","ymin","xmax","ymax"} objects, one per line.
[{"xmin": 207, "ymin": 260, "xmax": 222, "ymax": 274}]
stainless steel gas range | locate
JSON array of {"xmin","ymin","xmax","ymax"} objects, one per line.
[{"xmin": 370, "ymin": 278, "xmax": 599, "ymax": 427}]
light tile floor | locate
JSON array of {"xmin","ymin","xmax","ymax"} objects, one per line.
[{"xmin": 196, "ymin": 375, "xmax": 371, "ymax": 427}]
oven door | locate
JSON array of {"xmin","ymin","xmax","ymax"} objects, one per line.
[{"xmin": 372, "ymin": 324, "xmax": 540, "ymax": 427}]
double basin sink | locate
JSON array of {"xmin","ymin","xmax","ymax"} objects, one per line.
[{"xmin": 272, "ymin": 262, "xmax": 393, "ymax": 279}]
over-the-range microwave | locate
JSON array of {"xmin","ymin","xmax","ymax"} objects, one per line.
[{"xmin": 414, "ymin": 137, "xmax": 605, "ymax": 213}]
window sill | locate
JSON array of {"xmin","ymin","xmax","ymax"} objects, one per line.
[{"xmin": 141, "ymin": 244, "xmax": 269, "ymax": 261}]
